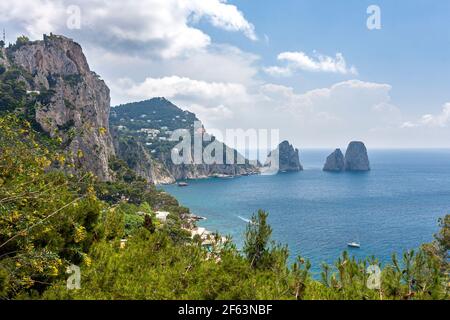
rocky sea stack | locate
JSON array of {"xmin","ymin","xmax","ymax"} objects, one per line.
[
  {"xmin": 265, "ymin": 141, "xmax": 303, "ymax": 173},
  {"xmin": 323, "ymin": 149, "xmax": 345, "ymax": 172},
  {"xmin": 323, "ymin": 142, "xmax": 370, "ymax": 172},
  {"xmin": 344, "ymin": 141, "xmax": 370, "ymax": 171}
]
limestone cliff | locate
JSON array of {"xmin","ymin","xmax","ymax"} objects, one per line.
[
  {"xmin": 323, "ymin": 149, "xmax": 345, "ymax": 172},
  {"xmin": 111, "ymin": 129, "xmax": 175, "ymax": 184},
  {"xmin": 4, "ymin": 35, "xmax": 114, "ymax": 180}
]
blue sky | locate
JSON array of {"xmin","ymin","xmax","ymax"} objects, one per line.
[
  {"xmin": 2, "ymin": 0, "xmax": 450, "ymax": 147},
  {"xmin": 208, "ymin": 0, "xmax": 450, "ymax": 117}
]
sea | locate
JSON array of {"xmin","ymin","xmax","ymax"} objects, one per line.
[{"xmin": 161, "ymin": 149, "xmax": 450, "ymax": 275}]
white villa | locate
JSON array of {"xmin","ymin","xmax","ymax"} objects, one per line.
[
  {"xmin": 139, "ymin": 128, "xmax": 160, "ymax": 138},
  {"xmin": 26, "ymin": 90, "xmax": 40, "ymax": 95},
  {"xmin": 155, "ymin": 211, "xmax": 170, "ymax": 223}
]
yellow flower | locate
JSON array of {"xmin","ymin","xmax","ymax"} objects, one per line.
[
  {"xmin": 99, "ymin": 127, "xmax": 107, "ymax": 135},
  {"xmin": 21, "ymin": 276, "xmax": 35, "ymax": 289},
  {"xmin": 74, "ymin": 225, "xmax": 87, "ymax": 243},
  {"xmin": 49, "ymin": 266, "xmax": 59, "ymax": 276},
  {"xmin": 56, "ymin": 154, "xmax": 66, "ymax": 164},
  {"xmin": 87, "ymin": 186, "xmax": 95, "ymax": 195},
  {"xmin": 83, "ymin": 254, "xmax": 92, "ymax": 267}
]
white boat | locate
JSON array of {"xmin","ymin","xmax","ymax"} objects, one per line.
[{"xmin": 347, "ymin": 242, "xmax": 361, "ymax": 248}]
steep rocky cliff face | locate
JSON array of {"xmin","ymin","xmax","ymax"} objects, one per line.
[
  {"xmin": 323, "ymin": 149, "xmax": 345, "ymax": 172},
  {"xmin": 4, "ymin": 35, "xmax": 114, "ymax": 180},
  {"xmin": 111, "ymin": 129, "xmax": 175, "ymax": 184},
  {"xmin": 344, "ymin": 141, "xmax": 370, "ymax": 171},
  {"xmin": 158, "ymin": 146, "xmax": 258, "ymax": 183},
  {"xmin": 265, "ymin": 141, "xmax": 303, "ymax": 173}
]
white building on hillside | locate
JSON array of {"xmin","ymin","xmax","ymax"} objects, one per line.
[{"xmin": 155, "ymin": 211, "xmax": 170, "ymax": 223}]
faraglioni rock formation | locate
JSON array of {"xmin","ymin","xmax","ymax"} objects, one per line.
[
  {"xmin": 344, "ymin": 141, "xmax": 370, "ymax": 171},
  {"xmin": 265, "ymin": 141, "xmax": 303, "ymax": 173},
  {"xmin": 323, "ymin": 149, "xmax": 345, "ymax": 172}
]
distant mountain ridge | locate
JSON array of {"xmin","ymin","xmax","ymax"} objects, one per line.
[
  {"xmin": 110, "ymin": 98, "xmax": 259, "ymax": 184},
  {"xmin": 112, "ymin": 98, "xmax": 198, "ymax": 132}
]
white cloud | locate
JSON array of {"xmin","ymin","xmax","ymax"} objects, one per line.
[
  {"xmin": 187, "ymin": 0, "xmax": 257, "ymax": 41},
  {"xmin": 262, "ymin": 66, "xmax": 292, "ymax": 77},
  {"xmin": 264, "ymin": 51, "xmax": 358, "ymax": 76},
  {"xmin": 1, "ymin": 0, "xmax": 256, "ymax": 58},
  {"xmin": 189, "ymin": 104, "xmax": 234, "ymax": 122},
  {"xmin": 120, "ymin": 76, "xmax": 249, "ymax": 103},
  {"xmin": 402, "ymin": 103, "xmax": 450, "ymax": 128}
]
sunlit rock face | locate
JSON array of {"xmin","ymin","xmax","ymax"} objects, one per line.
[{"xmin": 6, "ymin": 34, "xmax": 115, "ymax": 180}]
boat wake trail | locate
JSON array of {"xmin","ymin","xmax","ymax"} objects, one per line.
[{"xmin": 238, "ymin": 216, "xmax": 252, "ymax": 224}]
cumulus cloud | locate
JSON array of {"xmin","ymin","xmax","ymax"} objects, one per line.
[
  {"xmin": 402, "ymin": 103, "xmax": 450, "ymax": 128},
  {"xmin": 189, "ymin": 104, "xmax": 234, "ymax": 122},
  {"xmin": 259, "ymin": 80, "xmax": 396, "ymax": 123},
  {"xmin": 264, "ymin": 51, "xmax": 358, "ymax": 76},
  {"xmin": 0, "ymin": 0, "xmax": 257, "ymax": 58},
  {"xmin": 119, "ymin": 76, "xmax": 249, "ymax": 102},
  {"xmin": 262, "ymin": 66, "xmax": 292, "ymax": 77}
]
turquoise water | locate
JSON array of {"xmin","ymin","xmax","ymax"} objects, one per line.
[{"xmin": 162, "ymin": 149, "xmax": 450, "ymax": 274}]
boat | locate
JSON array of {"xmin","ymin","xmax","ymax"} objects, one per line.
[
  {"xmin": 347, "ymin": 242, "xmax": 361, "ymax": 248},
  {"xmin": 177, "ymin": 182, "xmax": 189, "ymax": 187}
]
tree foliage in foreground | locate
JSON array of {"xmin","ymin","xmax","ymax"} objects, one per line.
[
  {"xmin": 0, "ymin": 114, "xmax": 448, "ymax": 300},
  {"xmin": 41, "ymin": 210, "xmax": 448, "ymax": 300},
  {"xmin": 0, "ymin": 114, "xmax": 104, "ymax": 298}
]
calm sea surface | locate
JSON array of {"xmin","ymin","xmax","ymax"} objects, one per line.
[{"xmin": 162, "ymin": 149, "xmax": 450, "ymax": 274}]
